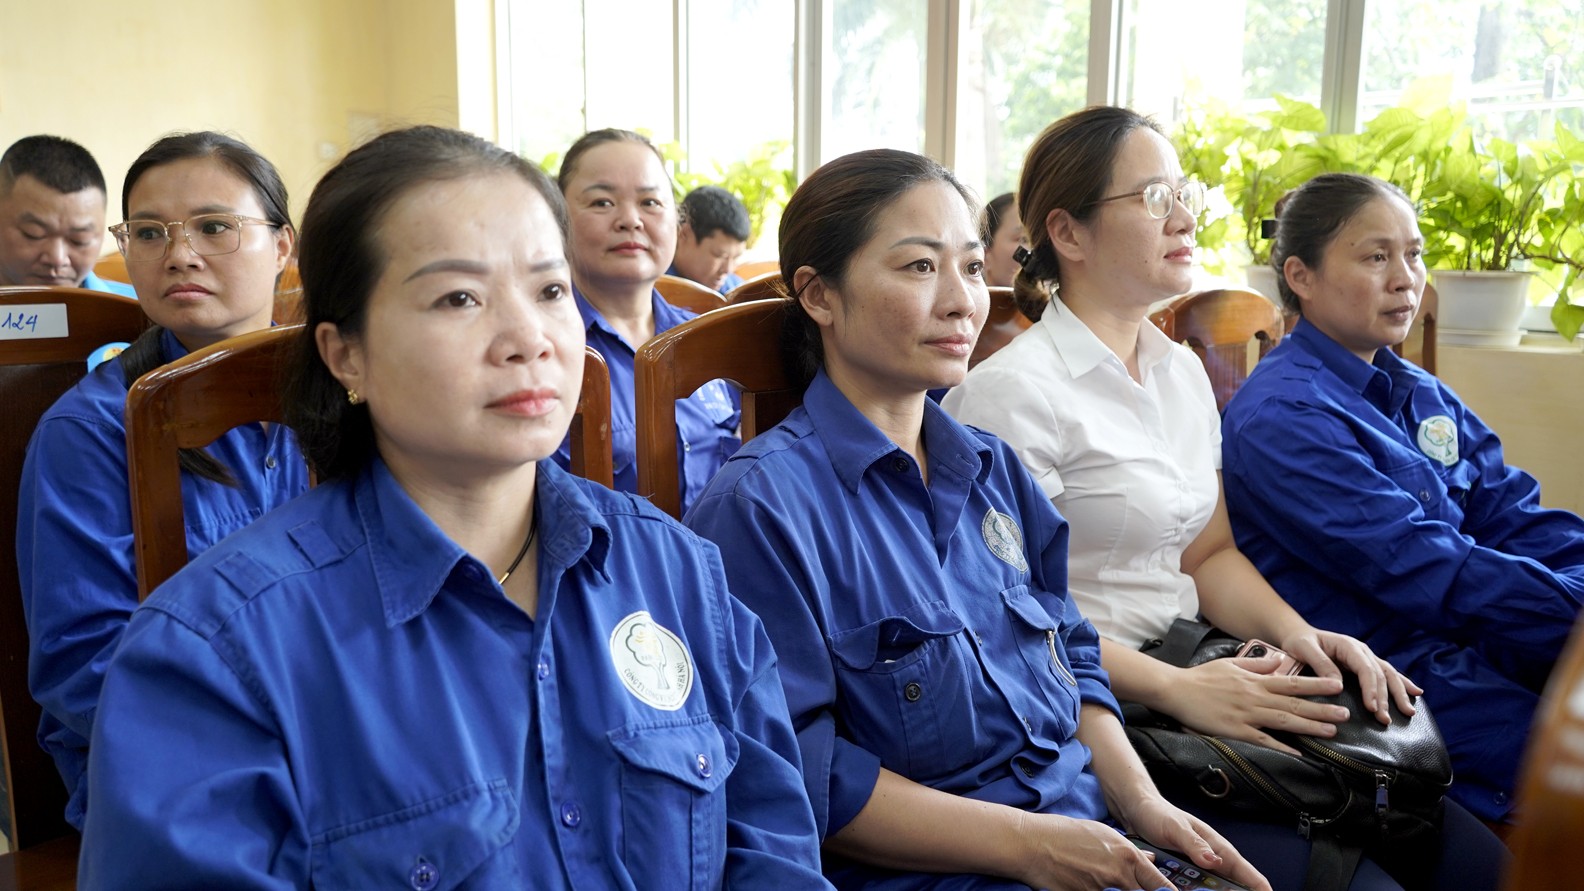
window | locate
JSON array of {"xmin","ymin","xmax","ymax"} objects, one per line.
[
  {"xmin": 682, "ymin": 0, "xmax": 795, "ymax": 173},
  {"xmin": 821, "ymin": 0, "xmax": 929, "ymax": 158}
]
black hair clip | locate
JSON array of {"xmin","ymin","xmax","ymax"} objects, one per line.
[
  {"xmin": 1260, "ymin": 218, "xmax": 1279, "ymax": 239},
  {"xmin": 1012, "ymin": 245, "xmax": 1033, "ymax": 269}
]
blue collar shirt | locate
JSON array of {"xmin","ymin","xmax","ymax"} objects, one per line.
[
  {"xmin": 555, "ymin": 288, "xmax": 740, "ymax": 514},
  {"xmin": 80, "ymin": 458, "xmax": 828, "ymax": 890},
  {"xmin": 1221, "ymin": 319, "xmax": 1584, "ymax": 819},
  {"xmin": 80, "ymin": 270, "xmax": 138, "ymax": 299},
  {"xmin": 17, "ymin": 328, "xmax": 307, "ymax": 828},
  {"xmin": 686, "ymin": 371, "xmax": 1119, "ymax": 856},
  {"xmin": 666, "ymin": 263, "xmax": 743, "ymax": 296}
]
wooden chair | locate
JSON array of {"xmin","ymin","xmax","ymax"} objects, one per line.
[
  {"xmin": 272, "ymin": 262, "xmax": 304, "ymax": 325},
  {"xmin": 125, "ymin": 334, "xmax": 615, "ymax": 597},
  {"xmin": 91, "ymin": 253, "xmax": 130, "ymax": 290},
  {"xmin": 1392, "ymin": 281, "xmax": 1438, "ymax": 375},
  {"xmin": 1504, "ymin": 613, "xmax": 1584, "ymax": 888},
  {"xmin": 970, "ymin": 286, "xmax": 1033, "ymax": 369},
  {"xmin": 724, "ymin": 271, "xmax": 785, "ymax": 305},
  {"xmin": 655, "ymin": 274, "xmax": 726, "ymax": 315},
  {"xmin": 732, "ymin": 259, "xmax": 779, "ymax": 280},
  {"xmin": 635, "ymin": 300, "xmax": 802, "ymax": 519},
  {"xmin": 0, "ymin": 288, "xmax": 148, "ymax": 887},
  {"xmin": 1167, "ymin": 288, "xmax": 1286, "ymax": 412}
]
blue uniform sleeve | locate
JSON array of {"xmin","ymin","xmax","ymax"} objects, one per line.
[
  {"xmin": 709, "ymin": 554, "xmax": 833, "ymax": 886},
  {"xmin": 79, "ymin": 609, "xmax": 307, "ymax": 890},
  {"xmin": 1453, "ymin": 399, "xmax": 1584, "ymax": 572},
  {"xmin": 687, "ymin": 491, "xmax": 882, "ymax": 840},
  {"xmin": 1223, "ymin": 398, "xmax": 1584, "ymax": 657},
  {"xmin": 17, "ymin": 413, "xmax": 138, "ymax": 750}
]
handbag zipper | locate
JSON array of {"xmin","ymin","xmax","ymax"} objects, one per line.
[
  {"xmin": 1200, "ymin": 736, "xmax": 1300, "ymax": 810},
  {"xmin": 1045, "ymin": 630, "xmax": 1078, "ymax": 685},
  {"xmin": 1295, "ymin": 739, "xmax": 1397, "ymax": 830}
]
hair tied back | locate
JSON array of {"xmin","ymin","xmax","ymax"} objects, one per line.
[
  {"xmin": 1260, "ymin": 218, "xmax": 1279, "ymax": 239},
  {"xmin": 1012, "ymin": 244, "xmax": 1033, "ymax": 270}
]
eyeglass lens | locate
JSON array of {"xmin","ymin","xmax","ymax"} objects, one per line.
[
  {"xmin": 120, "ymin": 214, "xmax": 247, "ymax": 261},
  {"xmin": 1142, "ymin": 183, "xmax": 1206, "ymax": 219}
]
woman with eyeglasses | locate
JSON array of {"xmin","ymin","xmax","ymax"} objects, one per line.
[
  {"xmin": 944, "ymin": 108, "xmax": 1505, "ymax": 889},
  {"xmin": 16, "ymin": 131, "xmax": 308, "ymax": 830}
]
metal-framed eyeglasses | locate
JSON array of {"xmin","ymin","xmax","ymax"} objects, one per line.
[
  {"xmin": 110, "ymin": 213, "xmax": 279, "ymax": 263},
  {"xmin": 1086, "ymin": 181, "xmax": 1207, "ymax": 219}
]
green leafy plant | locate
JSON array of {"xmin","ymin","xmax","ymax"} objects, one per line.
[{"xmin": 659, "ymin": 140, "xmax": 796, "ymax": 249}]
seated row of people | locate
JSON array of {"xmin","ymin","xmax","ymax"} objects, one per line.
[{"xmin": 14, "ymin": 105, "xmax": 1572, "ymax": 887}]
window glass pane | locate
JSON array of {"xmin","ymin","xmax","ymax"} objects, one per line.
[
  {"xmin": 1124, "ymin": 0, "xmax": 1326, "ymax": 127},
  {"xmin": 584, "ymin": 0, "xmax": 676, "ymax": 141},
  {"xmin": 1362, "ymin": 0, "xmax": 1584, "ymax": 141},
  {"xmin": 955, "ymin": 0, "xmax": 1091, "ymax": 200},
  {"xmin": 502, "ymin": 0, "xmax": 588, "ymax": 165},
  {"xmin": 685, "ymin": 0, "xmax": 794, "ymax": 171},
  {"xmin": 823, "ymin": 0, "xmax": 928, "ymax": 159}
]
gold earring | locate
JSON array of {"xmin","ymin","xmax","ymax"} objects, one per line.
[{"xmin": 347, "ymin": 389, "xmax": 360, "ymax": 405}]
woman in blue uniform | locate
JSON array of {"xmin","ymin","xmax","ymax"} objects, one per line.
[
  {"xmin": 1221, "ymin": 172, "xmax": 1584, "ymax": 825},
  {"xmin": 686, "ymin": 147, "xmax": 1270, "ymax": 891},
  {"xmin": 553, "ymin": 128, "xmax": 739, "ymax": 514},
  {"xmin": 77, "ymin": 125, "xmax": 827, "ymax": 890},
  {"xmin": 16, "ymin": 131, "xmax": 308, "ymax": 830}
]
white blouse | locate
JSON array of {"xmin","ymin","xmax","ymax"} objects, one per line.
[{"xmin": 943, "ymin": 299, "xmax": 1222, "ymax": 649}]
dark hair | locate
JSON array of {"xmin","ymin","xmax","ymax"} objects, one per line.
[
  {"xmin": 0, "ymin": 135, "xmax": 108, "ymax": 197},
  {"xmin": 980, "ymin": 192, "xmax": 1016, "ymax": 246},
  {"xmin": 1270, "ymin": 173, "xmax": 1413, "ymax": 315},
  {"xmin": 778, "ymin": 148, "xmax": 976, "ymax": 384},
  {"xmin": 1013, "ymin": 106, "xmax": 1162, "ymax": 321},
  {"xmin": 284, "ymin": 125, "xmax": 568, "ymax": 480},
  {"xmin": 681, "ymin": 185, "xmax": 750, "ymax": 242},
  {"xmin": 556, "ymin": 128, "xmax": 667, "ymax": 194},
  {"xmin": 118, "ymin": 131, "xmax": 293, "ymax": 486}
]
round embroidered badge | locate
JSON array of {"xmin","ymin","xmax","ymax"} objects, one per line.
[
  {"xmin": 1416, "ymin": 415, "xmax": 1459, "ymax": 466},
  {"xmin": 609, "ymin": 611, "xmax": 694, "ymax": 711},
  {"xmin": 982, "ymin": 508, "xmax": 1028, "ymax": 572}
]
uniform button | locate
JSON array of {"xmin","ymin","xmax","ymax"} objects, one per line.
[
  {"xmin": 890, "ymin": 456, "xmax": 909, "ymax": 473},
  {"xmin": 1019, "ymin": 762, "xmax": 1036, "ymax": 778},
  {"xmin": 264, "ymin": 455, "xmax": 277, "ymax": 470},
  {"xmin": 536, "ymin": 660, "xmax": 550, "ymax": 680},
  {"xmin": 903, "ymin": 682, "xmax": 922, "ymax": 702},
  {"xmin": 1419, "ymin": 489, "xmax": 1432, "ymax": 502},
  {"xmin": 683, "ymin": 440, "xmax": 692, "ymax": 452},
  {"xmin": 1494, "ymin": 791, "xmax": 1509, "ymax": 806},
  {"xmin": 695, "ymin": 753, "xmax": 712, "ymax": 778},
  {"xmin": 560, "ymin": 801, "xmax": 582, "ymax": 828},
  {"xmin": 409, "ymin": 858, "xmax": 439, "ymax": 891},
  {"xmin": 1022, "ymin": 715, "xmax": 1034, "ymax": 732},
  {"xmin": 974, "ymin": 632, "xmax": 985, "ymax": 646}
]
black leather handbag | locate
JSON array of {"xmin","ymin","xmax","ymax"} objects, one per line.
[{"xmin": 1122, "ymin": 619, "xmax": 1452, "ymax": 891}]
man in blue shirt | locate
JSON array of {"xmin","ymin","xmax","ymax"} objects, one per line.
[
  {"xmin": 0, "ymin": 136, "xmax": 137, "ymax": 297},
  {"xmin": 1222, "ymin": 317, "xmax": 1584, "ymax": 822},
  {"xmin": 668, "ymin": 185, "xmax": 748, "ymax": 295}
]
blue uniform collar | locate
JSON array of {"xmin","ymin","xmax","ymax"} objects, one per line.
[
  {"xmin": 357, "ymin": 457, "xmax": 611, "ymax": 627},
  {"xmin": 573, "ymin": 286, "xmax": 687, "ymax": 351},
  {"xmin": 802, "ymin": 368, "xmax": 992, "ymax": 495},
  {"xmin": 1288, "ymin": 319, "xmax": 1419, "ymax": 415},
  {"xmin": 1042, "ymin": 297, "xmax": 1174, "ymax": 379}
]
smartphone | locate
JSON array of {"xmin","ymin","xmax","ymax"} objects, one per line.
[
  {"xmin": 1127, "ymin": 836, "xmax": 1254, "ymax": 891},
  {"xmin": 1236, "ymin": 638, "xmax": 1305, "ymax": 676}
]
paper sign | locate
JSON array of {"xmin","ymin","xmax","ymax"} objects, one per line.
[{"xmin": 0, "ymin": 304, "xmax": 69, "ymax": 340}]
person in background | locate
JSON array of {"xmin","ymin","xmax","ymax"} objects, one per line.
[
  {"xmin": 688, "ymin": 146, "xmax": 1272, "ymax": 891},
  {"xmin": 944, "ymin": 109, "xmax": 1506, "ymax": 890},
  {"xmin": 671, "ymin": 184, "xmax": 750, "ymax": 294},
  {"xmin": 16, "ymin": 131, "xmax": 307, "ymax": 830},
  {"xmin": 0, "ymin": 135, "xmax": 137, "ymax": 296},
  {"xmin": 555, "ymin": 129, "xmax": 740, "ymax": 514},
  {"xmin": 979, "ymin": 192, "xmax": 1023, "ymax": 290},
  {"xmin": 78, "ymin": 125, "xmax": 830, "ymax": 889},
  {"xmin": 1222, "ymin": 171, "xmax": 1584, "ymax": 826}
]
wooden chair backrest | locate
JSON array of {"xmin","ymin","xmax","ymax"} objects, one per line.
[
  {"xmin": 1505, "ymin": 613, "xmax": 1584, "ymax": 889},
  {"xmin": 656, "ymin": 274, "xmax": 726, "ymax": 315},
  {"xmin": 970, "ymin": 286, "xmax": 1034, "ymax": 369},
  {"xmin": 272, "ymin": 262, "xmax": 304, "ymax": 325},
  {"xmin": 125, "ymin": 332, "xmax": 615, "ymax": 598},
  {"xmin": 635, "ymin": 300, "xmax": 802, "ymax": 518},
  {"xmin": 1169, "ymin": 288, "xmax": 1286, "ymax": 411},
  {"xmin": 91, "ymin": 253, "xmax": 131, "ymax": 289},
  {"xmin": 0, "ymin": 288, "xmax": 148, "ymax": 852},
  {"xmin": 1391, "ymin": 281, "xmax": 1438, "ymax": 375},
  {"xmin": 725, "ymin": 272, "xmax": 785, "ymax": 305},
  {"xmin": 732, "ymin": 259, "xmax": 779, "ymax": 280}
]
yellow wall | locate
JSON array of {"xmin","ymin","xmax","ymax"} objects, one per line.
[{"xmin": 0, "ymin": 0, "xmax": 486, "ymax": 225}]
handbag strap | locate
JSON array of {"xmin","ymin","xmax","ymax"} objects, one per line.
[
  {"xmin": 1302, "ymin": 833, "xmax": 1364, "ymax": 891},
  {"xmin": 1146, "ymin": 618, "xmax": 1217, "ymax": 668}
]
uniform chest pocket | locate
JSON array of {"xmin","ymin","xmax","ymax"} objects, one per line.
[
  {"xmin": 1383, "ymin": 457, "xmax": 1468, "ymax": 525},
  {"xmin": 310, "ymin": 779, "xmax": 520, "ymax": 890},
  {"xmin": 827, "ymin": 602, "xmax": 979, "ymax": 781},
  {"xmin": 608, "ymin": 715, "xmax": 737, "ymax": 891},
  {"xmin": 1000, "ymin": 586, "xmax": 1081, "ymax": 729}
]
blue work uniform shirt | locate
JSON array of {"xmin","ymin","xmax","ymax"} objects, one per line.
[
  {"xmin": 16, "ymin": 328, "xmax": 307, "ymax": 828},
  {"xmin": 1222, "ymin": 319, "xmax": 1584, "ymax": 820},
  {"xmin": 554, "ymin": 288, "xmax": 740, "ymax": 514},
  {"xmin": 80, "ymin": 458, "xmax": 828, "ymax": 890},
  {"xmin": 686, "ymin": 371, "xmax": 1119, "ymax": 878},
  {"xmin": 80, "ymin": 270, "xmax": 138, "ymax": 299}
]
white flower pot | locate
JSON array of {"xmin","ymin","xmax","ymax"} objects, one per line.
[
  {"xmin": 1244, "ymin": 265, "xmax": 1281, "ymax": 304},
  {"xmin": 1432, "ymin": 270, "xmax": 1530, "ymax": 347}
]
